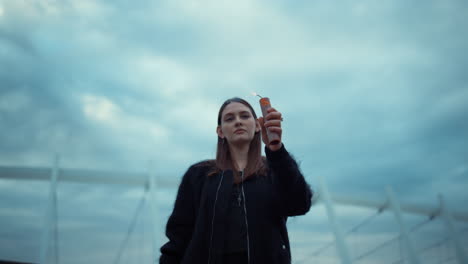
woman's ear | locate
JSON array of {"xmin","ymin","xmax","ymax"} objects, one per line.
[
  {"xmin": 255, "ymin": 119, "xmax": 261, "ymax": 133},
  {"xmin": 216, "ymin": 126, "xmax": 224, "ymax": 138}
]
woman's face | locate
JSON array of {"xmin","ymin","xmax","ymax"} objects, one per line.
[{"xmin": 217, "ymin": 102, "xmax": 260, "ymax": 146}]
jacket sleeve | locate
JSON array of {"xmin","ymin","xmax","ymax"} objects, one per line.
[
  {"xmin": 160, "ymin": 166, "xmax": 197, "ymax": 264},
  {"xmin": 266, "ymin": 144, "xmax": 313, "ymax": 216}
]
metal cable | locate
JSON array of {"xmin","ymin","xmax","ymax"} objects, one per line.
[
  {"xmin": 311, "ymin": 210, "xmax": 382, "ymax": 257},
  {"xmin": 113, "ymin": 190, "xmax": 148, "ymax": 264},
  {"xmin": 353, "ymin": 217, "xmax": 433, "ymax": 262},
  {"xmin": 353, "ymin": 233, "xmax": 399, "ymax": 262},
  {"xmin": 390, "ymin": 227, "xmax": 468, "ymax": 264},
  {"xmin": 137, "ymin": 198, "xmax": 146, "ymax": 264},
  {"xmin": 290, "ymin": 210, "xmax": 383, "ymax": 264}
]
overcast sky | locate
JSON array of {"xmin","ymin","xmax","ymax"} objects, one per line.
[{"xmin": 1, "ymin": 0, "xmax": 467, "ymax": 263}]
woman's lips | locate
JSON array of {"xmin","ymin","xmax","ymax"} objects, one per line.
[{"xmin": 234, "ymin": 129, "xmax": 246, "ymax": 134}]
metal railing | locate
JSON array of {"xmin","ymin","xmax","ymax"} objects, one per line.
[{"xmin": 1, "ymin": 159, "xmax": 467, "ymax": 264}]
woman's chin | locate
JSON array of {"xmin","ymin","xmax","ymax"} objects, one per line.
[{"xmin": 229, "ymin": 137, "xmax": 252, "ymax": 146}]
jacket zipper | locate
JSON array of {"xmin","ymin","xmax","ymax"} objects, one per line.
[
  {"xmin": 208, "ymin": 170, "xmax": 224, "ymax": 264},
  {"xmin": 208, "ymin": 170, "xmax": 251, "ymax": 264},
  {"xmin": 240, "ymin": 170, "xmax": 251, "ymax": 264}
]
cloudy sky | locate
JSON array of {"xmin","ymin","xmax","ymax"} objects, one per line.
[{"xmin": 1, "ymin": 0, "xmax": 467, "ymax": 263}]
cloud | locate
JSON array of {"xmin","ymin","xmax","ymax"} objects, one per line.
[{"xmin": 1, "ymin": 0, "xmax": 468, "ymax": 262}]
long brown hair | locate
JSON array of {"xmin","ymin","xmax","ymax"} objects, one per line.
[{"xmin": 208, "ymin": 97, "xmax": 267, "ymax": 182}]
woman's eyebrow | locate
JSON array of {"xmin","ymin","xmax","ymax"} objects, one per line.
[{"xmin": 224, "ymin": 110, "xmax": 250, "ymax": 116}]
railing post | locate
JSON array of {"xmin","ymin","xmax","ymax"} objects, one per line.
[
  {"xmin": 39, "ymin": 154, "xmax": 59, "ymax": 264},
  {"xmin": 385, "ymin": 186, "xmax": 420, "ymax": 264},
  {"xmin": 319, "ymin": 177, "xmax": 352, "ymax": 264},
  {"xmin": 438, "ymin": 194, "xmax": 467, "ymax": 264}
]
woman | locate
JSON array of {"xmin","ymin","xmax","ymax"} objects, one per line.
[{"xmin": 160, "ymin": 97, "xmax": 312, "ymax": 264}]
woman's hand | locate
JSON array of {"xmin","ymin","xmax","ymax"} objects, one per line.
[{"xmin": 258, "ymin": 107, "xmax": 283, "ymax": 151}]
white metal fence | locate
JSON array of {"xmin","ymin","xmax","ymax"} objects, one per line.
[{"xmin": 1, "ymin": 159, "xmax": 467, "ymax": 264}]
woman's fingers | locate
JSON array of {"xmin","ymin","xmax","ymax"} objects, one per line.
[
  {"xmin": 267, "ymin": 107, "xmax": 277, "ymax": 113},
  {"xmin": 264, "ymin": 110, "xmax": 283, "ymax": 128},
  {"xmin": 258, "ymin": 108, "xmax": 283, "ymax": 148},
  {"xmin": 264, "ymin": 108, "xmax": 282, "ymax": 122},
  {"xmin": 266, "ymin": 113, "xmax": 282, "ymax": 122},
  {"xmin": 263, "ymin": 120, "xmax": 282, "ymax": 128},
  {"xmin": 267, "ymin": 126, "xmax": 282, "ymax": 134}
]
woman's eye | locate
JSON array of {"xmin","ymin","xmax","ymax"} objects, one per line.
[
  {"xmin": 241, "ymin": 115, "xmax": 250, "ymax": 119},
  {"xmin": 225, "ymin": 117, "xmax": 233, "ymax": 122}
]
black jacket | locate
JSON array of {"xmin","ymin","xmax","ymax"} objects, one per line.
[{"xmin": 160, "ymin": 145, "xmax": 312, "ymax": 264}]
